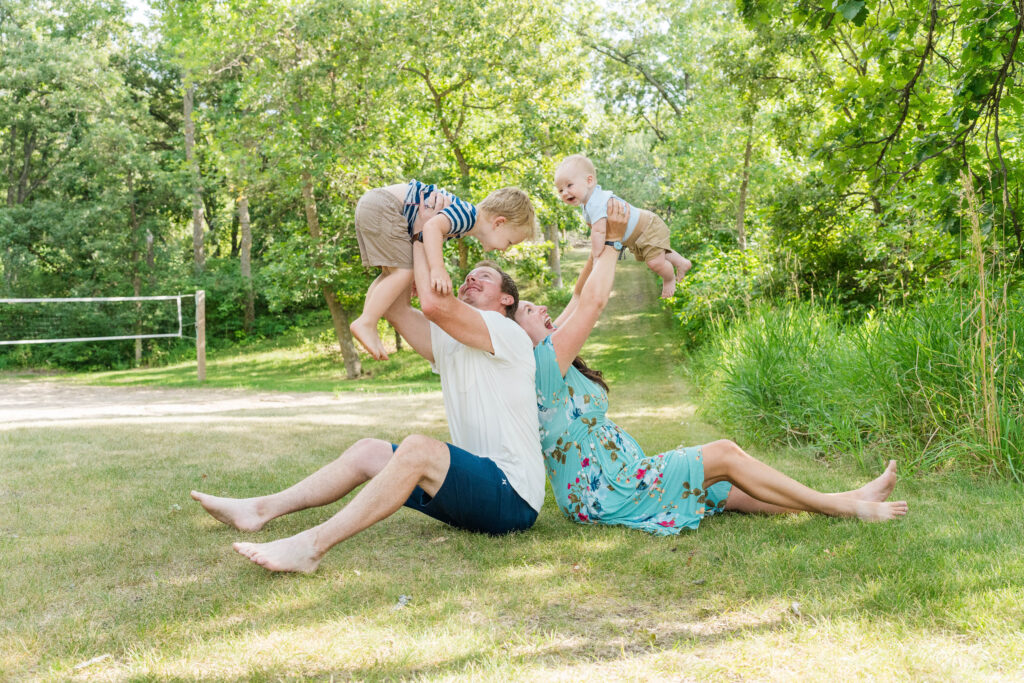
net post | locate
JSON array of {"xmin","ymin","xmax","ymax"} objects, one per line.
[{"xmin": 196, "ymin": 290, "xmax": 206, "ymax": 382}]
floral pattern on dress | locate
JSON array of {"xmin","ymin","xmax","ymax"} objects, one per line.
[{"xmin": 533, "ymin": 336, "xmax": 731, "ymax": 535}]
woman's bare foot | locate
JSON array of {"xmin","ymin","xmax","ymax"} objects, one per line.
[
  {"xmin": 349, "ymin": 317, "xmax": 388, "ymax": 361},
  {"xmin": 854, "ymin": 499, "xmax": 908, "ymax": 522},
  {"xmin": 233, "ymin": 532, "xmax": 322, "ymax": 573},
  {"xmin": 855, "ymin": 460, "xmax": 898, "ymax": 502},
  {"xmin": 190, "ymin": 491, "xmax": 267, "ymax": 532}
]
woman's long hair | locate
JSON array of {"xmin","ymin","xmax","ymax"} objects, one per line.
[{"xmin": 572, "ymin": 355, "xmax": 608, "ymax": 393}]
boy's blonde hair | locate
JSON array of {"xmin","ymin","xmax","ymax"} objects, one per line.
[
  {"xmin": 557, "ymin": 154, "xmax": 597, "ymax": 178},
  {"xmin": 478, "ymin": 187, "xmax": 537, "ymax": 239}
]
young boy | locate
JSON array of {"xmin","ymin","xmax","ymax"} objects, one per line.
[
  {"xmin": 350, "ymin": 180, "xmax": 536, "ymax": 360},
  {"xmin": 554, "ymin": 154, "xmax": 691, "ymax": 298}
]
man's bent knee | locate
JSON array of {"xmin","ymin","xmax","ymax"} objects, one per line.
[
  {"xmin": 394, "ymin": 435, "xmax": 450, "ymax": 495},
  {"xmin": 347, "ymin": 438, "xmax": 396, "ymax": 479}
]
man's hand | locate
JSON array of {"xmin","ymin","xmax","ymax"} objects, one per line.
[
  {"xmin": 420, "ymin": 190, "xmax": 452, "ymax": 220},
  {"xmin": 606, "ymin": 198, "xmax": 629, "ymax": 241},
  {"xmin": 431, "ymin": 267, "xmax": 453, "ymax": 295},
  {"xmin": 411, "ymin": 190, "xmax": 453, "ymax": 235}
]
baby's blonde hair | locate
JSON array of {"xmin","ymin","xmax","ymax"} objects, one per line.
[
  {"xmin": 478, "ymin": 187, "xmax": 537, "ymax": 239},
  {"xmin": 557, "ymin": 154, "xmax": 597, "ymax": 178}
]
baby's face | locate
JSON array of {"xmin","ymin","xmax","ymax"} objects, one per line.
[{"xmin": 554, "ymin": 164, "xmax": 594, "ymax": 207}]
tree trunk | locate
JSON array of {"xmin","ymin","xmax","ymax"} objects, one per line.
[
  {"xmin": 128, "ymin": 170, "xmax": 143, "ymax": 366},
  {"xmin": 238, "ymin": 193, "xmax": 255, "ymax": 334},
  {"xmin": 735, "ymin": 122, "xmax": 754, "ymax": 251},
  {"xmin": 184, "ymin": 82, "xmax": 205, "ymax": 273},
  {"xmin": 391, "ymin": 322, "xmax": 403, "ymax": 352},
  {"xmin": 145, "ymin": 229, "xmax": 155, "ymax": 286},
  {"xmin": 545, "ymin": 222, "xmax": 562, "ymax": 288},
  {"xmin": 301, "ymin": 171, "xmax": 362, "ymax": 378}
]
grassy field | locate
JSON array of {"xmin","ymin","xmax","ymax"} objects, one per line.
[{"xmin": 2, "ymin": 256, "xmax": 1023, "ymax": 681}]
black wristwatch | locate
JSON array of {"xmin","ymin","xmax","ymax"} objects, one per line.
[
  {"xmin": 605, "ymin": 240, "xmax": 623, "ymax": 252},
  {"xmin": 411, "ymin": 232, "xmax": 424, "ymax": 244}
]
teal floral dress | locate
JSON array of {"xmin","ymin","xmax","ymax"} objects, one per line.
[{"xmin": 534, "ymin": 336, "xmax": 732, "ymax": 535}]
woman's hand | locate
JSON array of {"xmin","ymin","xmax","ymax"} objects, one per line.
[{"xmin": 605, "ymin": 198, "xmax": 629, "ymax": 242}]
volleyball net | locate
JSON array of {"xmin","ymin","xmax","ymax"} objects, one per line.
[{"xmin": 0, "ymin": 294, "xmax": 191, "ymax": 346}]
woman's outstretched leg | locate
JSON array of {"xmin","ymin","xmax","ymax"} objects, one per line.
[
  {"xmin": 190, "ymin": 438, "xmax": 395, "ymax": 532},
  {"xmin": 722, "ymin": 460, "xmax": 899, "ymax": 514},
  {"xmin": 701, "ymin": 440, "xmax": 907, "ymax": 521}
]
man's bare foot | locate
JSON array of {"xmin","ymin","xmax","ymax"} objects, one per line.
[
  {"xmin": 854, "ymin": 499, "xmax": 908, "ymax": 522},
  {"xmin": 659, "ymin": 277, "xmax": 677, "ymax": 298},
  {"xmin": 190, "ymin": 491, "xmax": 267, "ymax": 532},
  {"xmin": 233, "ymin": 532, "xmax": 322, "ymax": 573},
  {"xmin": 349, "ymin": 317, "xmax": 388, "ymax": 361}
]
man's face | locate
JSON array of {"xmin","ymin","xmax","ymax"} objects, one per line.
[{"xmin": 458, "ymin": 266, "xmax": 509, "ymax": 312}]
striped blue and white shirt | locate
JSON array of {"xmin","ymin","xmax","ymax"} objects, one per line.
[{"xmin": 403, "ymin": 179, "xmax": 478, "ymax": 238}]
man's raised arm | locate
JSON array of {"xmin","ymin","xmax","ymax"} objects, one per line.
[{"xmin": 412, "ymin": 241, "xmax": 496, "ymax": 354}]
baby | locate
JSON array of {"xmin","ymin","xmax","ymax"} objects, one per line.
[
  {"xmin": 554, "ymin": 154, "xmax": 690, "ymax": 298},
  {"xmin": 350, "ymin": 180, "xmax": 536, "ymax": 360}
]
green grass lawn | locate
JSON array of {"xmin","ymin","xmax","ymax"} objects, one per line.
[
  {"xmin": 2, "ymin": 255, "xmax": 1023, "ymax": 680},
  {"xmin": 48, "ymin": 326, "xmax": 440, "ymax": 394}
]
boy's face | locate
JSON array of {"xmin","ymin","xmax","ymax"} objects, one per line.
[
  {"xmin": 554, "ymin": 163, "xmax": 595, "ymax": 206},
  {"xmin": 478, "ymin": 217, "xmax": 526, "ymax": 252}
]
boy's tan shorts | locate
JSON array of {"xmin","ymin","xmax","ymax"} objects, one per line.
[
  {"xmin": 624, "ymin": 210, "xmax": 673, "ymax": 263},
  {"xmin": 355, "ymin": 188, "xmax": 413, "ymax": 269}
]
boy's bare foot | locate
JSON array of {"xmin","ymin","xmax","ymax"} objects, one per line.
[
  {"xmin": 660, "ymin": 277, "xmax": 677, "ymax": 298},
  {"xmin": 854, "ymin": 499, "xmax": 908, "ymax": 522},
  {"xmin": 349, "ymin": 317, "xmax": 388, "ymax": 361},
  {"xmin": 190, "ymin": 491, "xmax": 267, "ymax": 532},
  {"xmin": 233, "ymin": 532, "xmax": 322, "ymax": 573}
]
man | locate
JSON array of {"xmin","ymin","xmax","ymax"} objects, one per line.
[{"xmin": 190, "ymin": 224, "xmax": 543, "ymax": 573}]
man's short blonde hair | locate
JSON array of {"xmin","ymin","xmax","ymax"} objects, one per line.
[
  {"xmin": 478, "ymin": 187, "xmax": 537, "ymax": 239},
  {"xmin": 557, "ymin": 154, "xmax": 597, "ymax": 178}
]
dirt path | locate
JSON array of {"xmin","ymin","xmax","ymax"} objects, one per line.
[{"xmin": 0, "ymin": 379, "xmax": 446, "ymax": 433}]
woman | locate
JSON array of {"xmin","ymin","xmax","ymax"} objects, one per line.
[{"xmin": 515, "ymin": 203, "xmax": 907, "ymax": 533}]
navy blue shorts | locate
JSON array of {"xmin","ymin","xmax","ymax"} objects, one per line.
[{"xmin": 399, "ymin": 442, "xmax": 538, "ymax": 535}]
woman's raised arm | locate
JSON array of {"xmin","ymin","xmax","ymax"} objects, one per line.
[{"xmin": 549, "ymin": 200, "xmax": 629, "ymax": 375}]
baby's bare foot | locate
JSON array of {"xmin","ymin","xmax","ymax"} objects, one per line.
[
  {"xmin": 349, "ymin": 318, "xmax": 388, "ymax": 361},
  {"xmin": 854, "ymin": 499, "xmax": 908, "ymax": 522},
  {"xmin": 659, "ymin": 278, "xmax": 677, "ymax": 298},
  {"xmin": 190, "ymin": 491, "xmax": 266, "ymax": 532},
  {"xmin": 233, "ymin": 532, "xmax": 322, "ymax": 573}
]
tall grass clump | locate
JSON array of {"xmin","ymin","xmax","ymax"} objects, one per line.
[
  {"xmin": 694, "ymin": 289, "xmax": 1024, "ymax": 479},
  {"xmin": 693, "ymin": 175, "xmax": 1024, "ymax": 480}
]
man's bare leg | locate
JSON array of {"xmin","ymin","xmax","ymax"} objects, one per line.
[
  {"xmin": 350, "ymin": 268, "xmax": 414, "ymax": 360},
  {"xmin": 190, "ymin": 438, "xmax": 395, "ymax": 532},
  {"xmin": 232, "ymin": 434, "xmax": 450, "ymax": 573},
  {"xmin": 702, "ymin": 440, "xmax": 907, "ymax": 521}
]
